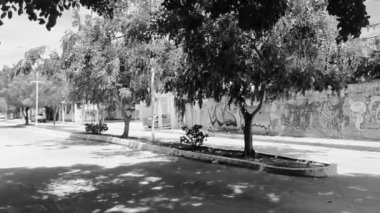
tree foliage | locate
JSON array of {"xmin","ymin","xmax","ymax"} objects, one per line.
[
  {"xmin": 62, "ymin": 1, "xmax": 163, "ymax": 137},
  {"xmin": 0, "ymin": 47, "xmax": 70, "ymax": 124},
  {"xmin": 352, "ymin": 39, "xmax": 380, "ymax": 82},
  {"xmin": 39, "ymin": 52, "xmax": 70, "ymax": 124},
  {"xmin": 0, "ymin": 0, "xmax": 115, "ymax": 30},
  {"xmin": 0, "ymin": 66, "xmax": 35, "ymax": 124},
  {"xmin": 158, "ymin": 0, "xmax": 369, "ymax": 44}
]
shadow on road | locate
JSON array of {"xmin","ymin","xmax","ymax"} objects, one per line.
[
  {"xmin": 0, "ymin": 124, "xmax": 27, "ymax": 129},
  {"xmin": 1, "ymin": 159, "xmax": 380, "ymax": 213}
]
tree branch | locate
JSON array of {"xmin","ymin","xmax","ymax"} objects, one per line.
[
  {"xmin": 21, "ymin": 107, "xmax": 26, "ymax": 118},
  {"xmin": 251, "ymin": 85, "xmax": 266, "ymax": 116}
]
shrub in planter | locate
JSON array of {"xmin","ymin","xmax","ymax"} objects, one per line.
[
  {"xmin": 180, "ymin": 124, "xmax": 208, "ymax": 149},
  {"xmin": 85, "ymin": 123, "xmax": 108, "ymax": 135}
]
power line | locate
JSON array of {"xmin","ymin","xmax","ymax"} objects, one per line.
[{"xmin": 361, "ymin": 35, "xmax": 380, "ymax": 40}]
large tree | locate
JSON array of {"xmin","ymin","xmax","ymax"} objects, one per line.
[
  {"xmin": 1, "ymin": 67, "xmax": 35, "ymax": 124},
  {"xmin": 157, "ymin": 0, "xmax": 370, "ymax": 157},
  {"xmin": 38, "ymin": 52, "xmax": 70, "ymax": 125},
  {"xmin": 62, "ymin": 12, "xmax": 119, "ymax": 126},
  {"xmin": 1, "ymin": 46, "xmax": 47, "ymax": 124},
  {"xmin": 62, "ymin": 1, "xmax": 161, "ymax": 137}
]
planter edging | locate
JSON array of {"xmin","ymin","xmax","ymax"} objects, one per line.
[{"xmin": 71, "ymin": 133, "xmax": 337, "ymax": 178}]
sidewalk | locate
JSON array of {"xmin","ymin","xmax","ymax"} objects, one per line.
[{"xmin": 32, "ymin": 120, "xmax": 380, "ymax": 152}]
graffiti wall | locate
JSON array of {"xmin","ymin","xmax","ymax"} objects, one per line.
[{"xmin": 185, "ymin": 80, "xmax": 380, "ymax": 140}]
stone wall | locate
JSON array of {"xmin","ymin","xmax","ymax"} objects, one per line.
[{"xmin": 185, "ymin": 80, "xmax": 380, "ymax": 140}]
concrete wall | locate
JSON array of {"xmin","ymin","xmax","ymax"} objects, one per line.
[
  {"xmin": 105, "ymin": 104, "xmax": 141, "ymax": 120},
  {"xmin": 185, "ymin": 80, "xmax": 380, "ymax": 140},
  {"xmin": 140, "ymin": 93, "xmax": 179, "ymax": 129}
]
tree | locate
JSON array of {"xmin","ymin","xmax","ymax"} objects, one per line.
[
  {"xmin": 0, "ymin": 0, "xmax": 115, "ymax": 30},
  {"xmin": 351, "ymin": 39, "xmax": 380, "ymax": 82},
  {"xmin": 157, "ymin": 0, "xmax": 369, "ymax": 43},
  {"xmin": 1, "ymin": 46, "xmax": 68, "ymax": 124},
  {"xmin": 157, "ymin": 0, "xmax": 370, "ymax": 157},
  {"xmin": 39, "ymin": 52, "xmax": 70, "ymax": 125},
  {"xmin": 0, "ymin": 68, "xmax": 11, "ymax": 115},
  {"xmin": 2, "ymin": 69, "xmax": 35, "ymax": 124},
  {"xmin": 62, "ymin": 13, "xmax": 117, "ymax": 126},
  {"xmin": 62, "ymin": 1, "xmax": 160, "ymax": 138}
]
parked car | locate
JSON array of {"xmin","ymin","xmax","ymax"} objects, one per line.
[
  {"xmin": 146, "ymin": 114, "xmax": 171, "ymax": 128},
  {"xmin": 36, "ymin": 113, "xmax": 46, "ymax": 122}
]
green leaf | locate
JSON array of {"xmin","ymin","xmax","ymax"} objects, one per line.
[
  {"xmin": 38, "ymin": 18, "xmax": 45, "ymax": 25},
  {"xmin": 8, "ymin": 11, "xmax": 12, "ymax": 19},
  {"xmin": 1, "ymin": 13, "xmax": 6, "ymax": 19}
]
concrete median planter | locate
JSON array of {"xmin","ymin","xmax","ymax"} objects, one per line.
[{"xmin": 71, "ymin": 133, "xmax": 337, "ymax": 178}]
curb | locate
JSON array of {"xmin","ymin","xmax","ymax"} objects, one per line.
[{"xmin": 71, "ymin": 133, "xmax": 337, "ymax": 178}]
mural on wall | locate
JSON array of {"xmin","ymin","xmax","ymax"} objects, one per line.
[
  {"xmin": 319, "ymin": 96, "xmax": 350, "ymax": 132},
  {"xmin": 349, "ymin": 101, "xmax": 366, "ymax": 130},
  {"xmin": 186, "ymin": 80, "xmax": 380, "ymax": 139},
  {"xmin": 281, "ymin": 102, "xmax": 315, "ymax": 130},
  {"xmin": 360, "ymin": 96, "xmax": 380, "ymax": 129},
  {"xmin": 280, "ymin": 94, "xmax": 350, "ymax": 137},
  {"xmin": 207, "ymin": 100, "xmax": 271, "ymax": 133},
  {"xmin": 208, "ymin": 102, "xmax": 240, "ymax": 128}
]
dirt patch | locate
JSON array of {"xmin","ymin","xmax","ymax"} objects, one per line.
[{"xmin": 155, "ymin": 143, "xmax": 326, "ymax": 169}]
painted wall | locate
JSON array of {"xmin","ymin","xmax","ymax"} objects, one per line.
[
  {"xmin": 185, "ymin": 80, "xmax": 380, "ymax": 140},
  {"xmin": 140, "ymin": 93, "xmax": 179, "ymax": 129}
]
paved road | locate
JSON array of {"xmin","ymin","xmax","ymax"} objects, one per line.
[
  {"xmin": 33, "ymin": 120, "xmax": 380, "ymax": 175},
  {"xmin": 0, "ymin": 122, "xmax": 380, "ymax": 213}
]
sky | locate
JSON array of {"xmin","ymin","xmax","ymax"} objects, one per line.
[
  {"xmin": 0, "ymin": 10, "xmax": 75, "ymax": 68},
  {"xmin": 1, "ymin": 1, "xmax": 380, "ymax": 68}
]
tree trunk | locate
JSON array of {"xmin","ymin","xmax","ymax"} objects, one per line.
[
  {"xmin": 119, "ymin": 100, "xmax": 133, "ymax": 138},
  {"xmin": 23, "ymin": 106, "xmax": 30, "ymax": 125},
  {"xmin": 121, "ymin": 116, "xmax": 131, "ymax": 138},
  {"xmin": 243, "ymin": 113, "xmax": 255, "ymax": 158},
  {"xmin": 239, "ymin": 88, "xmax": 265, "ymax": 158},
  {"xmin": 97, "ymin": 104, "xmax": 104, "ymax": 125},
  {"xmin": 53, "ymin": 107, "xmax": 59, "ymax": 126}
]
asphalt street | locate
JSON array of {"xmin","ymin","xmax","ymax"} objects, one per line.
[{"xmin": 0, "ymin": 122, "xmax": 380, "ymax": 213}]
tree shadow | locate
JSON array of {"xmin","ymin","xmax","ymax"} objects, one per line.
[
  {"xmin": 1, "ymin": 159, "xmax": 380, "ymax": 213},
  {"xmin": 0, "ymin": 124, "xmax": 27, "ymax": 129}
]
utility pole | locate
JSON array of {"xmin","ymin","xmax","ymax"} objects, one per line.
[
  {"xmin": 31, "ymin": 70, "xmax": 44, "ymax": 125},
  {"xmin": 61, "ymin": 100, "xmax": 66, "ymax": 123},
  {"xmin": 35, "ymin": 70, "xmax": 39, "ymax": 125},
  {"xmin": 151, "ymin": 67, "xmax": 155, "ymax": 141}
]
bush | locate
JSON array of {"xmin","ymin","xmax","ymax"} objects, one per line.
[
  {"xmin": 180, "ymin": 124, "xmax": 208, "ymax": 149},
  {"xmin": 85, "ymin": 123, "xmax": 109, "ymax": 135}
]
